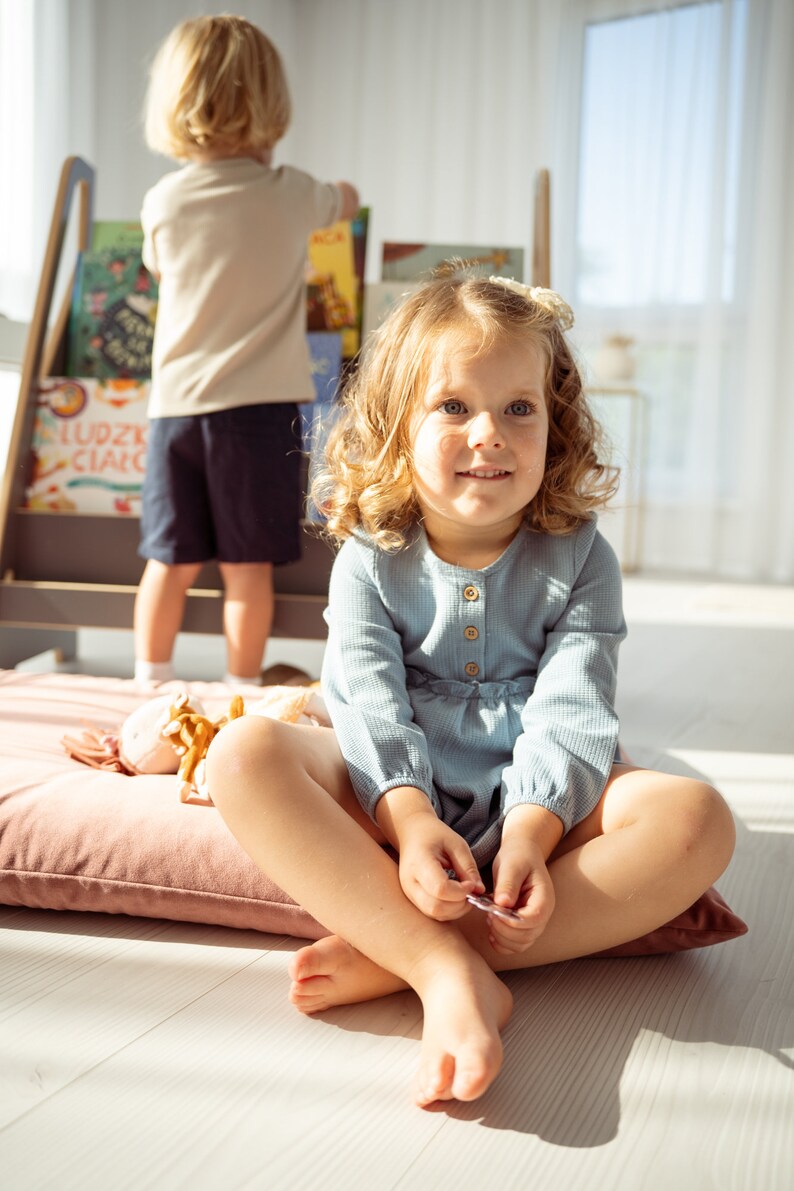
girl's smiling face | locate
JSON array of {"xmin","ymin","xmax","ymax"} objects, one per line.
[{"xmin": 409, "ymin": 334, "xmax": 549, "ymax": 565}]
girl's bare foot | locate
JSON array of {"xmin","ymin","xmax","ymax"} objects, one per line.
[
  {"xmin": 288, "ymin": 935, "xmax": 406, "ymax": 1012},
  {"xmin": 411, "ymin": 959, "xmax": 513, "ymax": 1107},
  {"xmin": 289, "ymin": 936, "xmax": 513, "ymax": 1106}
]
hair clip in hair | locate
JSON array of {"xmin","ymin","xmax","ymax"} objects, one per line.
[{"xmin": 488, "ymin": 277, "xmax": 575, "ymax": 331}]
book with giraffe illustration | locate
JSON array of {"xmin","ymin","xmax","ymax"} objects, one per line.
[{"xmin": 381, "ymin": 242, "xmax": 524, "ymax": 283}]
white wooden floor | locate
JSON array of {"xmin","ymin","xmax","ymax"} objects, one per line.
[{"xmin": 2, "ymin": 577, "xmax": 793, "ymax": 1191}]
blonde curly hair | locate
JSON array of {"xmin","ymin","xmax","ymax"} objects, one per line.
[
  {"xmin": 313, "ymin": 275, "xmax": 618, "ymax": 550},
  {"xmin": 144, "ymin": 15, "xmax": 291, "ymax": 159}
]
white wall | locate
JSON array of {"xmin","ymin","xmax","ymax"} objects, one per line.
[
  {"xmin": 8, "ymin": 1, "xmax": 793, "ymax": 582},
  {"xmin": 67, "ymin": 0, "xmax": 563, "ymax": 284},
  {"xmin": 84, "ymin": 1, "xmax": 298, "ymax": 217}
]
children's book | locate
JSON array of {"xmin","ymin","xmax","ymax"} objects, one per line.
[
  {"xmin": 350, "ymin": 207, "xmax": 370, "ymax": 352},
  {"xmin": 361, "ymin": 281, "xmax": 420, "ymax": 346},
  {"xmin": 24, "ymin": 378, "xmax": 150, "ymax": 515},
  {"xmin": 307, "ymin": 213, "xmax": 364, "ymax": 360},
  {"xmin": 25, "ymin": 335, "xmax": 341, "ymax": 519},
  {"xmin": 91, "ymin": 221, "xmax": 145, "ymax": 252},
  {"xmin": 300, "ymin": 332, "xmax": 343, "ymax": 521},
  {"xmin": 66, "ymin": 249, "xmax": 158, "ymax": 379},
  {"xmin": 381, "ymin": 242, "xmax": 525, "ymax": 283}
]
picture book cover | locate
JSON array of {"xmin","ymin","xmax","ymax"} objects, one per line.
[
  {"xmin": 91, "ymin": 221, "xmax": 145, "ymax": 252},
  {"xmin": 300, "ymin": 332, "xmax": 343, "ymax": 521},
  {"xmin": 24, "ymin": 378, "xmax": 150, "ymax": 516},
  {"xmin": 25, "ymin": 336, "xmax": 340, "ymax": 519},
  {"xmin": 361, "ymin": 281, "xmax": 420, "ymax": 345},
  {"xmin": 307, "ymin": 219, "xmax": 359, "ymax": 359},
  {"xmin": 66, "ymin": 248, "xmax": 159, "ymax": 379},
  {"xmin": 381, "ymin": 242, "xmax": 525, "ymax": 283}
]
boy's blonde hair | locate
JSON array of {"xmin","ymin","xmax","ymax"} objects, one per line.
[
  {"xmin": 144, "ymin": 15, "xmax": 291, "ymax": 159},
  {"xmin": 313, "ymin": 275, "xmax": 619, "ymax": 550}
]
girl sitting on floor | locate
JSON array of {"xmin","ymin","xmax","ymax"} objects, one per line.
[{"xmin": 206, "ymin": 274, "xmax": 736, "ymax": 1108}]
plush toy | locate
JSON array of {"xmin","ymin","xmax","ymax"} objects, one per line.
[
  {"xmin": 119, "ymin": 692, "xmax": 207, "ymax": 775},
  {"xmin": 63, "ymin": 685, "xmax": 330, "ymax": 805},
  {"xmin": 167, "ymin": 685, "xmax": 330, "ymax": 804},
  {"xmin": 161, "ymin": 691, "xmax": 245, "ymax": 804},
  {"xmin": 249, "ymin": 685, "xmax": 328, "ymax": 727}
]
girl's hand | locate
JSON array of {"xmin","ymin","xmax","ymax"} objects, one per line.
[
  {"xmin": 487, "ymin": 835, "xmax": 556, "ymax": 955},
  {"xmin": 375, "ymin": 786, "xmax": 483, "ymax": 921},
  {"xmin": 397, "ymin": 812, "xmax": 484, "ymax": 921}
]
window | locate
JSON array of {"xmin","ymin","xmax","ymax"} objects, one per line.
[
  {"xmin": 576, "ymin": 0, "xmax": 747, "ymax": 309},
  {"xmin": 572, "ymin": 1, "xmax": 749, "ymax": 500},
  {"xmin": 0, "ymin": 0, "xmax": 35, "ymax": 322}
]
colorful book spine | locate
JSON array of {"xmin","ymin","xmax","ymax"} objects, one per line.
[{"xmin": 300, "ymin": 332, "xmax": 343, "ymax": 521}]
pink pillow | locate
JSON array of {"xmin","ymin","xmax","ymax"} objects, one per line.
[
  {"xmin": 0, "ymin": 670, "xmax": 747, "ymax": 952},
  {"xmin": 592, "ymin": 886, "xmax": 747, "ymax": 957},
  {"xmin": 0, "ymin": 762, "xmax": 329, "ymax": 937},
  {"xmin": 0, "ymin": 761, "xmax": 747, "ymax": 952}
]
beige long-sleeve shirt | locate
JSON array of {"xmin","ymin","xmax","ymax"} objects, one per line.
[{"xmin": 141, "ymin": 157, "xmax": 342, "ymax": 418}]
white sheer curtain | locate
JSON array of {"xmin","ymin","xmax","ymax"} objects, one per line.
[
  {"xmin": 0, "ymin": 0, "xmax": 97, "ymax": 324},
  {"xmin": 286, "ymin": 0, "xmax": 567, "ymax": 266},
  {"xmin": 1, "ymin": 0, "xmax": 791, "ymax": 579},
  {"xmin": 740, "ymin": 0, "xmax": 794, "ymax": 582},
  {"xmin": 0, "ymin": 0, "xmax": 36, "ymax": 322},
  {"xmin": 560, "ymin": 0, "xmax": 794, "ymax": 581},
  {"xmin": 270, "ymin": 0, "xmax": 794, "ymax": 582}
]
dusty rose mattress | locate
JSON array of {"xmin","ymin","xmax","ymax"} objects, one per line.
[
  {"xmin": 0, "ymin": 668, "xmax": 747, "ymax": 954},
  {"xmin": 0, "ymin": 669, "xmax": 329, "ymax": 937}
]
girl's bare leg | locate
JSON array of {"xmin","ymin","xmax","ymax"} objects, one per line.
[
  {"xmin": 206, "ymin": 716, "xmax": 513, "ymax": 1106},
  {"xmin": 289, "ymin": 764, "xmax": 736, "ymax": 1004}
]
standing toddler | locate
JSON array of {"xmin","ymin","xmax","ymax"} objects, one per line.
[{"xmin": 134, "ymin": 15, "xmax": 359, "ymax": 685}]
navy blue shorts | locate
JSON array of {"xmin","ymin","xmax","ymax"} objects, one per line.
[{"xmin": 139, "ymin": 403, "xmax": 304, "ymax": 565}]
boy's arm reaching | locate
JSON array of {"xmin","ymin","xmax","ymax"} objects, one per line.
[{"xmin": 335, "ymin": 181, "xmax": 360, "ymax": 221}]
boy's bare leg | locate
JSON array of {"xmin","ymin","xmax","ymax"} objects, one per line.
[
  {"xmin": 219, "ymin": 562, "xmax": 274, "ymax": 679},
  {"xmin": 134, "ymin": 559, "xmax": 202, "ymax": 663},
  {"xmin": 289, "ymin": 765, "xmax": 736, "ymax": 1005},
  {"xmin": 206, "ymin": 716, "xmax": 513, "ymax": 1106}
]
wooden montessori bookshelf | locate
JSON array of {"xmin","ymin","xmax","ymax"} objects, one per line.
[
  {"xmin": 0, "ymin": 158, "xmax": 552, "ymax": 668},
  {"xmin": 0, "ymin": 158, "xmax": 339, "ymax": 666}
]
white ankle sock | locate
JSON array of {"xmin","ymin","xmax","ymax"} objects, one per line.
[
  {"xmin": 134, "ymin": 659, "xmax": 176, "ymax": 683},
  {"xmin": 223, "ymin": 672, "xmax": 263, "ymax": 687}
]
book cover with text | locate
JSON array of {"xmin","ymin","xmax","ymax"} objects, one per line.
[
  {"xmin": 66, "ymin": 249, "xmax": 158, "ymax": 379},
  {"xmin": 381, "ymin": 242, "xmax": 525, "ymax": 283},
  {"xmin": 25, "ymin": 378, "xmax": 150, "ymax": 515}
]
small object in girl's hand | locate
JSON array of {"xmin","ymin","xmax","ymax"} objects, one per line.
[{"xmin": 466, "ymin": 892, "xmax": 523, "ymax": 923}]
